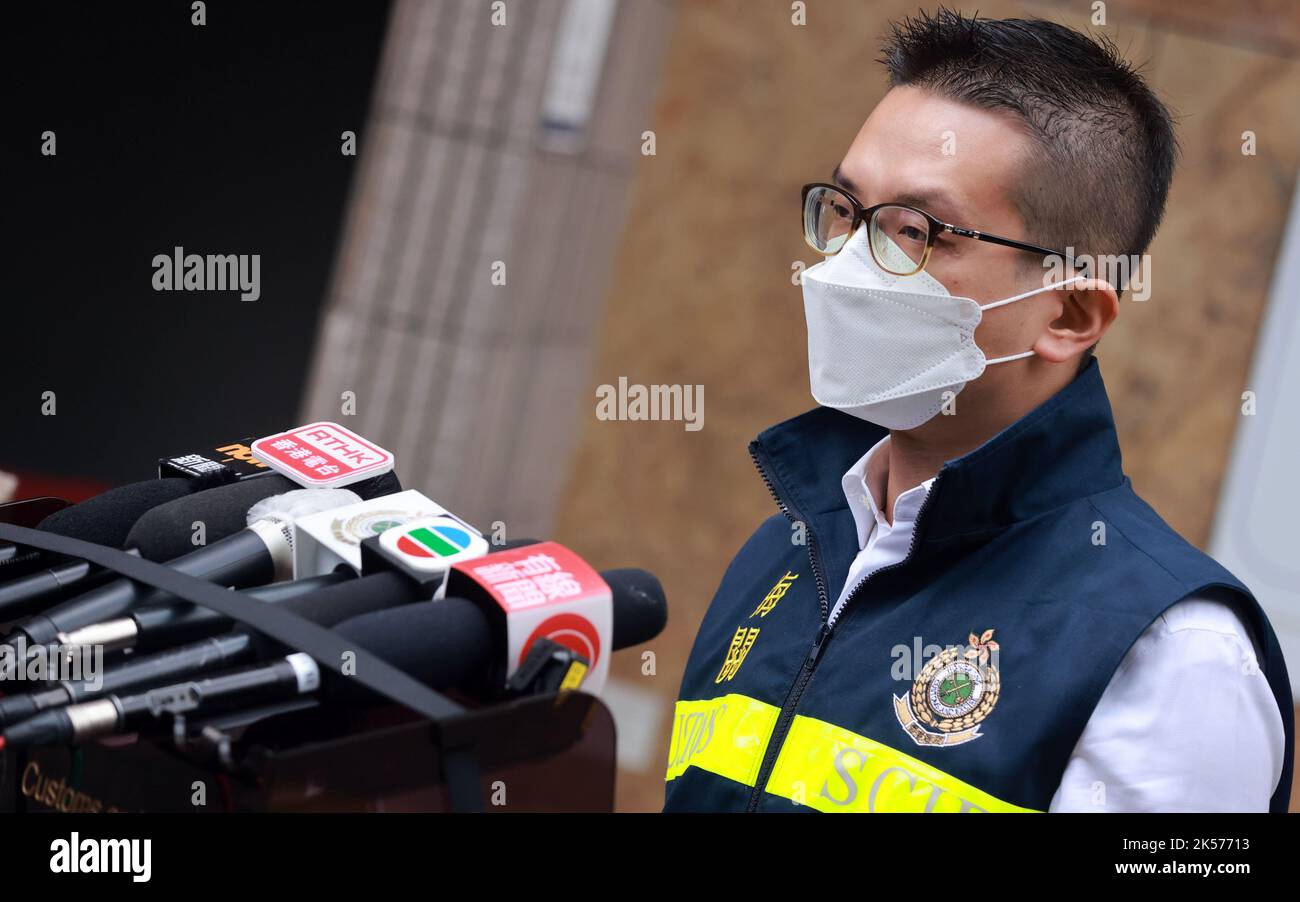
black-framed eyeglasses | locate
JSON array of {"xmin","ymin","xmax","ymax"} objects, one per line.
[{"xmin": 802, "ymin": 182, "xmax": 1084, "ymax": 277}]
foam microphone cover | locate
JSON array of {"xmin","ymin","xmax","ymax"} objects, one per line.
[
  {"xmin": 274, "ymin": 570, "xmax": 422, "ymax": 626},
  {"xmin": 604, "ymin": 568, "xmax": 668, "ymax": 649},
  {"xmin": 125, "ymin": 476, "xmax": 299, "ymax": 561},
  {"xmin": 125, "ymin": 468, "xmax": 403, "ymax": 561},
  {"xmin": 331, "ymin": 598, "xmax": 494, "ymax": 697},
  {"xmin": 36, "ymin": 478, "xmax": 197, "ymax": 548}
]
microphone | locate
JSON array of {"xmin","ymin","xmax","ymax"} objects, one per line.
[
  {"xmin": 0, "ymin": 653, "xmax": 322, "ymax": 751},
  {"xmin": 5, "ymin": 483, "xmax": 388, "ymax": 646},
  {"xmin": 0, "ymin": 547, "xmax": 543, "ymax": 726},
  {"xmin": 291, "ymin": 490, "xmax": 475, "ymax": 578},
  {"xmin": 35, "ymin": 477, "xmax": 215, "ymax": 548},
  {"xmin": 0, "ymin": 556, "xmax": 133, "ymax": 622},
  {"xmin": 0, "ymin": 568, "xmax": 667, "ymax": 749},
  {"xmin": 442, "ymin": 540, "xmax": 622, "ymax": 692},
  {"xmin": 119, "ymin": 568, "xmax": 434, "ymax": 655},
  {"xmin": 49, "ymin": 498, "xmax": 482, "ymax": 656},
  {"xmin": 0, "ymin": 475, "xmax": 276, "ymax": 621},
  {"xmin": 329, "ymin": 565, "xmax": 666, "ymax": 700},
  {"xmin": 122, "ymin": 473, "xmax": 397, "ymax": 562},
  {"xmin": 598, "ymin": 568, "xmax": 669, "ymax": 650},
  {"xmin": 0, "ymin": 470, "xmax": 271, "ymax": 615},
  {"xmin": 60, "ymin": 564, "xmax": 414, "ymax": 660},
  {"xmin": 0, "ymin": 440, "xmax": 401, "ymax": 620},
  {"xmin": 0, "ymin": 570, "xmax": 357, "ymax": 728},
  {"xmin": 0, "ymin": 478, "xmax": 207, "ymax": 614}
]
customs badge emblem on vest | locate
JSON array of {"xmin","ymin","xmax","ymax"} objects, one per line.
[{"xmin": 894, "ymin": 629, "xmax": 1000, "ymax": 747}]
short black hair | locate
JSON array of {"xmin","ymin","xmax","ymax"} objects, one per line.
[{"xmin": 879, "ymin": 8, "xmax": 1178, "ymax": 271}]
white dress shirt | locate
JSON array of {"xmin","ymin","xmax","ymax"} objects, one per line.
[{"xmin": 834, "ymin": 436, "xmax": 1286, "ymax": 812}]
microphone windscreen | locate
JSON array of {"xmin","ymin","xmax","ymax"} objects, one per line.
[
  {"xmin": 125, "ymin": 475, "xmax": 298, "ymax": 560},
  {"xmin": 604, "ymin": 568, "xmax": 668, "ymax": 649},
  {"xmin": 125, "ymin": 464, "xmax": 403, "ymax": 561},
  {"xmin": 275, "ymin": 571, "xmax": 421, "ymax": 626},
  {"xmin": 37, "ymin": 478, "xmax": 195, "ymax": 548},
  {"xmin": 332, "ymin": 598, "xmax": 493, "ymax": 694}
]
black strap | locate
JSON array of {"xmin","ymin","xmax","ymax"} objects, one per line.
[{"xmin": 0, "ymin": 523, "xmax": 485, "ymax": 811}]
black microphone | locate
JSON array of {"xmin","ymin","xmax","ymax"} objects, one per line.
[
  {"xmin": 601, "ymin": 568, "xmax": 671, "ymax": 650},
  {"xmin": 0, "ymin": 570, "xmax": 356, "ymax": 728},
  {"xmin": 0, "ymin": 478, "xmax": 211, "ymax": 614},
  {"xmin": 0, "ymin": 558, "xmax": 517, "ymax": 727},
  {"xmin": 0, "ymin": 460, "xmax": 401, "ymax": 619},
  {"xmin": 0, "ymin": 556, "xmax": 130, "ymax": 622},
  {"xmin": 0, "ymin": 654, "xmax": 321, "ymax": 751},
  {"xmin": 5, "ymin": 476, "xmax": 398, "ymax": 646},
  {"xmin": 52, "ymin": 510, "xmax": 512, "ymax": 658},
  {"xmin": 0, "ymin": 556, "xmax": 531, "ymax": 726},
  {"xmin": 328, "ymin": 567, "xmax": 667, "ymax": 701},
  {"xmin": 35, "ymin": 477, "xmax": 211, "ymax": 548},
  {"xmin": 122, "ymin": 470, "xmax": 397, "ymax": 562},
  {"xmin": 70, "ymin": 567, "xmax": 415, "ymax": 659},
  {"xmin": 0, "ymin": 476, "xmax": 270, "ymax": 627},
  {"xmin": 0, "ymin": 569, "xmax": 667, "ymax": 748}
]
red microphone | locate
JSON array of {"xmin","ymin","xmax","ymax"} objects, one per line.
[{"xmin": 444, "ymin": 541, "xmax": 614, "ymax": 694}]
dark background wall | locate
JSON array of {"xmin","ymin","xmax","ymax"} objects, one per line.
[{"xmin": 0, "ymin": 0, "xmax": 391, "ymax": 488}]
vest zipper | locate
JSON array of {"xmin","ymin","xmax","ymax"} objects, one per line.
[
  {"xmin": 748, "ymin": 444, "xmax": 831, "ymax": 623},
  {"xmin": 745, "ymin": 442, "xmax": 941, "ymax": 811},
  {"xmin": 826, "ymin": 475, "xmax": 940, "ymax": 629}
]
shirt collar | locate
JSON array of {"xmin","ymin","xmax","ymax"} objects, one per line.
[
  {"xmin": 751, "ymin": 357, "xmax": 1123, "ymax": 552},
  {"xmin": 841, "ymin": 436, "xmax": 937, "ymax": 548}
]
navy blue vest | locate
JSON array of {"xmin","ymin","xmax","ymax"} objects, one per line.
[{"xmin": 664, "ymin": 359, "xmax": 1294, "ymax": 812}]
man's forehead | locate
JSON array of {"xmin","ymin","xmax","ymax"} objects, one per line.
[
  {"xmin": 836, "ymin": 86, "xmax": 1029, "ymax": 227},
  {"xmin": 832, "ymin": 163, "xmax": 968, "ymax": 224}
]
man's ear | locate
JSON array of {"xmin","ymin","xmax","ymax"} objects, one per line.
[{"xmin": 1033, "ymin": 278, "xmax": 1119, "ymax": 363}]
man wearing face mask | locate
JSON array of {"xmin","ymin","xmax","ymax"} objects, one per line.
[{"xmin": 664, "ymin": 9, "xmax": 1293, "ymax": 813}]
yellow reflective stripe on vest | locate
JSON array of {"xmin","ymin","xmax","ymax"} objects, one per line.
[
  {"xmin": 767, "ymin": 714, "xmax": 1038, "ymax": 812},
  {"xmin": 665, "ymin": 695, "xmax": 779, "ymax": 785},
  {"xmin": 666, "ymin": 696, "xmax": 1038, "ymax": 812}
]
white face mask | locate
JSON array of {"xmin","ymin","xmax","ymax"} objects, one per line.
[{"xmin": 800, "ymin": 225, "xmax": 1085, "ymax": 430}]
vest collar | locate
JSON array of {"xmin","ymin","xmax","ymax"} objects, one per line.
[{"xmin": 750, "ymin": 357, "xmax": 1125, "ymax": 547}]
